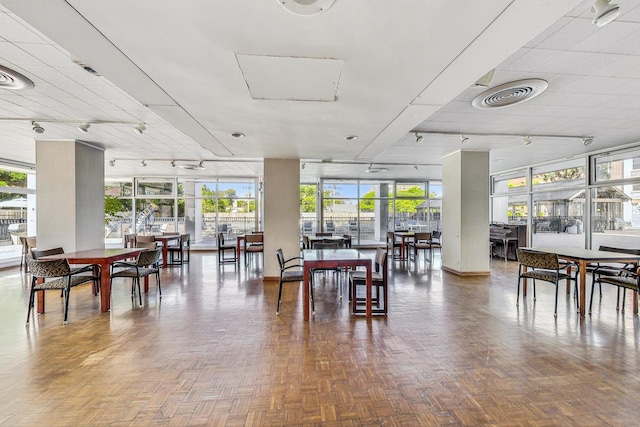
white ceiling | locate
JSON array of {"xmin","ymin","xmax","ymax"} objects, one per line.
[{"xmin": 0, "ymin": 0, "xmax": 638, "ymax": 182}]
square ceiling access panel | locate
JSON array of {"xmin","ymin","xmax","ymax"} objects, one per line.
[{"xmin": 236, "ymin": 54, "xmax": 343, "ymax": 102}]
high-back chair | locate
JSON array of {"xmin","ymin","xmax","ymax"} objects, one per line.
[
  {"xmin": 516, "ymin": 248, "xmax": 575, "ymax": 317},
  {"xmin": 408, "ymin": 232, "xmax": 432, "ymax": 261},
  {"xmin": 20, "ymin": 236, "xmax": 37, "ymax": 273},
  {"xmin": 386, "ymin": 231, "xmax": 402, "ymax": 259},
  {"xmin": 111, "ymin": 248, "xmax": 163, "ymax": 306},
  {"xmin": 349, "ymin": 247, "xmax": 388, "ymax": 314}
]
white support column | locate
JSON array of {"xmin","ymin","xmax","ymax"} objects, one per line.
[
  {"xmin": 442, "ymin": 150, "xmax": 490, "ymax": 275},
  {"xmin": 263, "ymin": 159, "xmax": 300, "ymax": 280},
  {"xmin": 36, "ymin": 140, "xmax": 104, "ymax": 252}
]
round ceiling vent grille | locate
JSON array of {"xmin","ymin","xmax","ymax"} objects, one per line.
[
  {"xmin": 278, "ymin": 0, "xmax": 336, "ymax": 16},
  {"xmin": 0, "ymin": 64, "xmax": 34, "ymax": 90},
  {"xmin": 472, "ymin": 79, "xmax": 548, "ymax": 109}
]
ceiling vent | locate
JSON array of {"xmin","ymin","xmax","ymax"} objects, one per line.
[
  {"xmin": 472, "ymin": 79, "xmax": 548, "ymax": 109},
  {"xmin": 277, "ymin": 0, "xmax": 336, "ymax": 16},
  {"xmin": 0, "ymin": 65, "xmax": 34, "ymax": 90}
]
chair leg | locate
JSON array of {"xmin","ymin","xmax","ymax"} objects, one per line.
[
  {"xmin": 26, "ymin": 287, "xmax": 36, "ymax": 325},
  {"xmin": 63, "ymin": 286, "xmax": 71, "ymax": 325},
  {"xmin": 310, "ymin": 274, "xmax": 315, "ymax": 315},
  {"xmin": 554, "ymin": 284, "xmax": 559, "ymax": 318},
  {"xmin": 156, "ymin": 272, "xmax": 162, "ymax": 297},
  {"xmin": 589, "ymin": 279, "xmax": 596, "ymax": 314},
  {"xmin": 276, "ymin": 278, "xmax": 284, "ymax": 315}
]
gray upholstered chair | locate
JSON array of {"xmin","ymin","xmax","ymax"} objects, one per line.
[
  {"xmin": 26, "ymin": 257, "xmax": 100, "ymax": 325},
  {"xmin": 111, "ymin": 248, "xmax": 162, "ymax": 305}
]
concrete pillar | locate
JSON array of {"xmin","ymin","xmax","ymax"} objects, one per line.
[
  {"xmin": 442, "ymin": 150, "xmax": 490, "ymax": 275},
  {"xmin": 35, "ymin": 140, "xmax": 104, "ymax": 252},
  {"xmin": 263, "ymin": 159, "xmax": 300, "ymax": 280}
]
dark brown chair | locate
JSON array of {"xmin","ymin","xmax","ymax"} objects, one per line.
[
  {"xmin": 315, "ymin": 232, "xmax": 333, "ymax": 237},
  {"xmin": 244, "ymin": 233, "xmax": 264, "ymax": 266},
  {"xmin": 168, "ymin": 233, "xmax": 190, "ymax": 265},
  {"xmin": 349, "ymin": 248, "xmax": 388, "ymax": 314},
  {"xmin": 135, "ymin": 235, "xmax": 156, "ymax": 245},
  {"xmin": 386, "ymin": 231, "xmax": 402, "ymax": 260},
  {"xmin": 217, "ymin": 232, "xmax": 237, "ymax": 265},
  {"xmin": 408, "ymin": 232, "xmax": 432, "ymax": 261}
]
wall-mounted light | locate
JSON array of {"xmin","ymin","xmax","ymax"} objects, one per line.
[
  {"xmin": 77, "ymin": 123, "xmax": 90, "ymax": 133},
  {"xmin": 134, "ymin": 124, "xmax": 146, "ymax": 135}
]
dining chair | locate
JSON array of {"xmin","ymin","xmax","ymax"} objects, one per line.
[
  {"xmin": 386, "ymin": 231, "xmax": 402, "ymax": 260},
  {"xmin": 315, "ymin": 232, "xmax": 333, "ymax": 237},
  {"xmin": 26, "ymin": 257, "xmax": 101, "ymax": 325},
  {"xmin": 312, "ymin": 242, "xmax": 342, "ymax": 295},
  {"xmin": 276, "ymin": 248, "xmax": 309, "ymax": 315},
  {"xmin": 217, "ymin": 232, "xmax": 237, "ymax": 265},
  {"xmin": 592, "ymin": 266, "xmax": 640, "ymax": 314},
  {"xmin": 516, "ymin": 248, "xmax": 577, "ymax": 317},
  {"xmin": 244, "ymin": 233, "xmax": 264, "ymax": 266},
  {"xmin": 20, "ymin": 236, "xmax": 37, "ymax": 273},
  {"xmin": 349, "ymin": 247, "xmax": 388, "ymax": 314},
  {"xmin": 408, "ymin": 232, "xmax": 432, "ymax": 261},
  {"xmin": 110, "ymin": 248, "xmax": 163, "ymax": 306},
  {"xmin": 135, "ymin": 235, "xmax": 156, "ymax": 245},
  {"xmin": 342, "ymin": 234, "xmax": 352, "ymax": 248},
  {"xmin": 31, "ymin": 247, "xmax": 101, "ymax": 295},
  {"xmin": 168, "ymin": 233, "xmax": 190, "ymax": 265}
]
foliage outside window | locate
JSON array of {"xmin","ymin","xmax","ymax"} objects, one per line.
[{"xmin": 0, "ymin": 171, "xmax": 27, "ymax": 201}]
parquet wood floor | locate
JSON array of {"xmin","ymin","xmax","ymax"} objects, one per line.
[{"xmin": 1, "ymin": 251, "xmax": 639, "ymax": 426}]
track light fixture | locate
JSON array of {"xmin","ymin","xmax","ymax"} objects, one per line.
[
  {"xmin": 109, "ymin": 160, "xmax": 115, "ymax": 167},
  {"xmin": 31, "ymin": 121, "xmax": 44, "ymax": 134},
  {"xmin": 591, "ymin": 0, "xmax": 620, "ymax": 27},
  {"xmin": 170, "ymin": 161, "xmax": 176, "ymax": 168},
  {"xmin": 414, "ymin": 132, "xmax": 423, "ymax": 143},
  {"xmin": 141, "ymin": 160, "xmax": 147, "ymax": 167},
  {"xmin": 523, "ymin": 136, "xmax": 532, "ymax": 147},
  {"xmin": 301, "ymin": 162, "xmax": 306, "ymax": 169},
  {"xmin": 414, "ymin": 164, "xmax": 418, "ymax": 170},
  {"xmin": 134, "ymin": 124, "xmax": 146, "ymax": 135},
  {"xmin": 583, "ymin": 137, "xmax": 594, "ymax": 146},
  {"xmin": 198, "ymin": 161, "xmax": 205, "ymax": 169},
  {"xmin": 77, "ymin": 123, "xmax": 90, "ymax": 133},
  {"xmin": 460, "ymin": 134, "xmax": 470, "ymax": 145}
]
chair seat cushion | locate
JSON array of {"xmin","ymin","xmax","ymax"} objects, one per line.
[
  {"xmin": 111, "ymin": 267, "xmax": 159, "ymax": 279},
  {"xmin": 521, "ymin": 270, "xmax": 570, "ymax": 283},
  {"xmin": 349, "ymin": 271, "xmax": 383, "ymax": 282},
  {"xmin": 282, "ymin": 271, "xmax": 304, "ymax": 281},
  {"xmin": 34, "ymin": 275, "xmax": 96, "ymax": 290},
  {"xmin": 598, "ymin": 275, "xmax": 639, "ymax": 291}
]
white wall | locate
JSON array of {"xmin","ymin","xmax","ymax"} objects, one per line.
[{"xmin": 263, "ymin": 159, "xmax": 300, "ymax": 279}]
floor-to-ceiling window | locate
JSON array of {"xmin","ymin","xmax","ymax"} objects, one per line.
[{"xmin": 0, "ymin": 168, "xmax": 34, "ymax": 259}]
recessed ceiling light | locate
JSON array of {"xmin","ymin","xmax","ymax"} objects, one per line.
[
  {"xmin": 365, "ymin": 167, "xmax": 389, "ymax": 174},
  {"xmin": 231, "ymin": 132, "xmax": 245, "ymax": 138},
  {"xmin": 180, "ymin": 161, "xmax": 205, "ymax": 170},
  {"xmin": 583, "ymin": 137, "xmax": 594, "ymax": 146},
  {"xmin": 345, "ymin": 135, "xmax": 358, "ymax": 141},
  {"xmin": 472, "ymin": 79, "xmax": 548, "ymax": 109}
]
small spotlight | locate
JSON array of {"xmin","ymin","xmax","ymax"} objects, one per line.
[
  {"xmin": 368, "ymin": 163, "xmax": 373, "ymax": 170},
  {"xmin": 301, "ymin": 162, "xmax": 306, "ymax": 170},
  {"xmin": 460, "ymin": 134, "xmax": 470, "ymax": 145},
  {"xmin": 170, "ymin": 161, "xmax": 176, "ymax": 168},
  {"xmin": 415, "ymin": 132, "xmax": 423, "ymax": 143},
  {"xmin": 77, "ymin": 123, "xmax": 90, "ymax": 133},
  {"xmin": 231, "ymin": 132, "xmax": 245, "ymax": 138},
  {"xmin": 141, "ymin": 160, "xmax": 147, "ymax": 167},
  {"xmin": 109, "ymin": 160, "xmax": 115, "ymax": 167},
  {"xmin": 198, "ymin": 161, "xmax": 205, "ymax": 169},
  {"xmin": 414, "ymin": 164, "xmax": 418, "ymax": 170},
  {"xmin": 345, "ymin": 135, "xmax": 358, "ymax": 141},
  {"xmin": 583, "ymin": 137, "xmax": 594, "ymax": 146},
  {"xmin": 591, "ymin": 0, "xmax": 620, "ymax": 27},
  {"xmin": 31, "ymin": 121, "xmax": 44, "ymax": 134},
  {"xmin": 134, "ymin": 124, "xmax": 146, "ymax": 135},
  {"xmin": 523, "ymin": 136, "xmax": 532, "ymax": 147}
]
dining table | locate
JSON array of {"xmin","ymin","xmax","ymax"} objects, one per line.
[
  {"xmin": 302, "ymin": 248, "xmax": 373, "ymax": 319},
  {"xmin": 39, "ymin": 247, "xmax": 143, "ymax": 313},
  {"xmin": 523, "ymin": 246, "xmax": 640, "ymax": 316},
  {"xmin": 307, "ymin": 235, "xmax": 348, "ymax": 248},
  {"xmin": 235, "ymin": 232, "xmax": 264, "ymax": 263},
  {"xmin": 124, "ymin": 234, "xmax": 180, "ymax": 268}
]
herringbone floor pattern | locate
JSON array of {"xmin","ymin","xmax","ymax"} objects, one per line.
[{"xmin": 0, "ymin": 251, "xmax": 639, "ymax": 426}]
